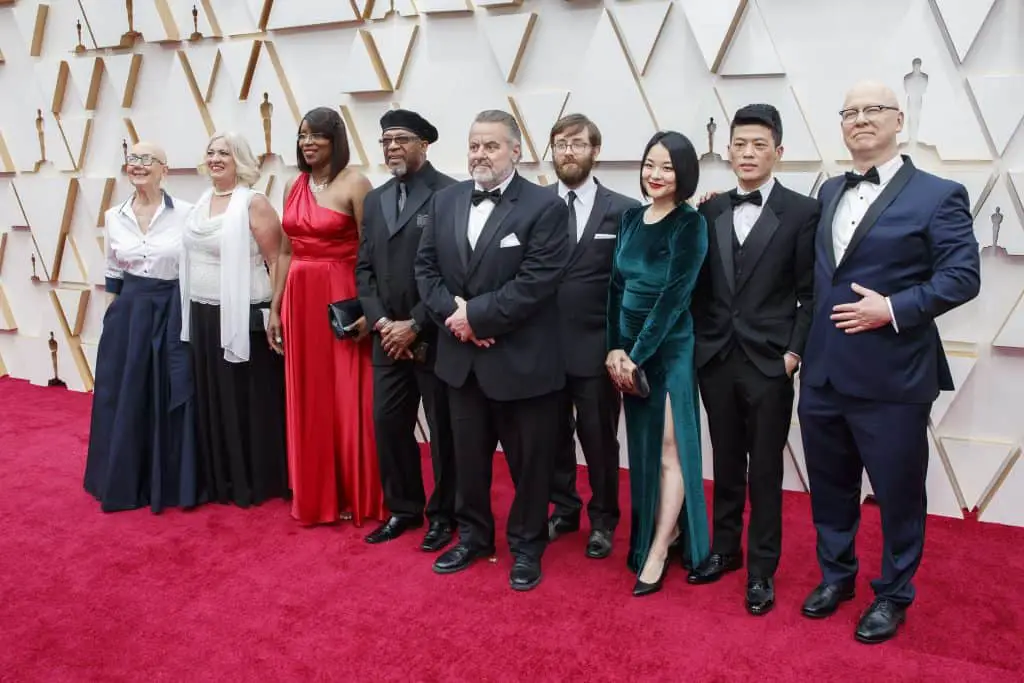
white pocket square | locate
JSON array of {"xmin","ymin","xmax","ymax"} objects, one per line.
[
  {"xmin": 499, "ymin": 233, "xmax": 521, "ymax": 248},
  {"xmin": 594, "ymin": 233, "xmax": 617, "ymax": 240}
]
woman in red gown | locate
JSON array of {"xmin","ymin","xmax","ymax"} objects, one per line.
[{"xmin": 270, "ymin": 107, "xmax": 385, "ymax": 526}]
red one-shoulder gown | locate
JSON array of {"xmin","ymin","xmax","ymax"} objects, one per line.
[{"xmin": 281, "ymin": 175, "xmax": 385, "ymax": 526}]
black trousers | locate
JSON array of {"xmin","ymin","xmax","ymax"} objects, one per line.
[
  {"xmin": 799, "ymin": 381, "xmax": 930, "ymax": 605},
  {"xmin": 372, "ymin": 360, "xmax": 455, "ymax": 524},
  {"xmin": 549, "ymin": 373, "xmax": 621, "ymax": 531},
  {"xmin": 697, "ymin": 348, "xmax": 794, "ymax": 578},
  {"xmin": 447, "ymin": 373, "xmax": 561, "ymax": 560}
]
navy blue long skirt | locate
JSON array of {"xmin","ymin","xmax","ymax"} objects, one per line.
[{"xmin": 83, "ymin": 273, "xmax": 200, "ymax": 513}]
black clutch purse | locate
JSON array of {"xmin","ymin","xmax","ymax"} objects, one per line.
[
  {"xmin": 328, "ymin": 298, "xmax": 364, "ymax": 339},
  {"xmin": 623, "ymin": 366, "xmax": 651, "ymax": 398}
]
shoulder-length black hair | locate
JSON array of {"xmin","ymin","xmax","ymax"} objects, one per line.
[
  {"xmin": 639, "ymin": 131, "xmax": 700, "ymax": 205},
  {"xmin": 296, "ymin": 107, "xmax": 351, "ymax": 182}
]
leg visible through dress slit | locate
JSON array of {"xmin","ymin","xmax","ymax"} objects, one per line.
[{"xmin": 638, "ymin": 394, "xmax": 688, "ymax": 583}]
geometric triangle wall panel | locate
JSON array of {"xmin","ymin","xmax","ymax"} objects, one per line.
[
  {"xmin": 941, "ymin": 437, "xmax": 1015, "ymax": 512},
  {"xmin": 676, "ymin": 0, "xmax": 745, "ymax": 73},
  {"xmin": 507, "ymin": 91, "xmax": 569, "ymax": 163},
  {"xmin": 717, "ymin": 0, "xmax": 784, "ymax": 77},
  {"xmin": 926, "ymin": 433, "xmax": 966, "ymax": 519},
  {"xmin": 932, "ymin": 0, "xmax": 998, "ymax": 63},
  {"xmin": 609, "ymin": 1, "xmax": 672, "ymax": 76},
  {"xmin": 481, "ymin": 12, "xmax": 536, "ymax": 83},
  {"xmin": 967, "ymin": 75, "xmax": 1024, "ymax": 156},
  {"xmin": 977, "ymin": 449, "xmax": 1024, "ymax": 527}
]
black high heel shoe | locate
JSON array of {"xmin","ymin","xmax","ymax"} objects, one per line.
[{"xmin": 633, "ymin": 557, "xmax": 669, "ymax": 597}]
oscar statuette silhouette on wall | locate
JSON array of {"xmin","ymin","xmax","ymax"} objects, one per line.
[
  {"xmin": 903, "ymin": 57, "xmax": 929, "ymax": 150},
  {"xmin": 189, "ymin": 4, "xmax": 203, "ymax": 41},
  {"xmin": 120, "ymin": 0, "xmax": 143, "ymax": 48},
  {"xmin": 30, "ymin": 254, "xmax": 41, "ymax": 282},
  {"xmin": 989, "ymin": 207, "xmax": 1006, "ymax": 255},
  {"xmin": 121, "ymin": 138, "xmax": 128, "ymax": 172},
  {"xmin": 74, "ymin": 20, "xmax": 86, "ymax": 53},
  {"xmin": 700, "ymin": 116, "xmax": 721, "ymax": 161},
  {"xmin": 48, "ymin": 332, "xmax": 66, "ymax": 387},
  {"xmin": 259, "ymin": 93, "xmax": 274, "ymax": 162},
  {"xmin": 34, "ymin": 109, "xmax": 46, "ymax": 171}
]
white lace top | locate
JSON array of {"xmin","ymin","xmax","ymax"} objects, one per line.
[{"xmin": 183, "ymin": 195, "xmax": 273, "ymax": 305}]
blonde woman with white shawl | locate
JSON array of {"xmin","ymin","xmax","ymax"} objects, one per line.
[{"xmin": 180, "ymin": 131, "xmax": 289, "ymax": 507}]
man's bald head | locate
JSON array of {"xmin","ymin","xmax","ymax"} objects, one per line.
[
  {"xmin": 840, "ymin": 80, "xmax": 904, "ymax": 169},
  {"xmin": 843, "ymin": 81, "xmax": 900, "ymax": 111},
  {"xmin": 131, "ymin": 141, "xmax": 167, "ymax": 163}
]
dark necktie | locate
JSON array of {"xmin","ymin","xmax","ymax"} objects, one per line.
[
  {"xmin": 471, "ymin": 187, "xmax": 501, "ymax": 206},
  {"xmin": 844, "ymin": 167, "xmax": 880, "ymax": 189},
  {"xmin": 566, "ymin": 190, "xmax": 578, "ymax": 241},
  {"xmin": 729, "ymin": 189, "xmax": 762, "ymax": 208},
  {"xmin": 397, "ymin": 182, "xmax": 407, "ymax": 213}
]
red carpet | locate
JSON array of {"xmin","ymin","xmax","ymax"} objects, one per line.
[{"xmin": 1, "ymin": 376, "xmax": 1022, "ymax": 682}]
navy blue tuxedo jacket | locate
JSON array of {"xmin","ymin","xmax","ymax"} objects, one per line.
[{"xmin": 801, "ymin": 156, "xmax": 980, "ymax": 404}]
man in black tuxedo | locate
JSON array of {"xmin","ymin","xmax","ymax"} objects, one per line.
[
  {"xmin": 415, "ymin": 109, "xmax": 570, "ymax": 591},
  {"xmin": 544, "ymin": 114, "xmax": 639, "ymax": 559},
  {"xmin": 689, "ymin": 104, "xmax": 820, "ymax": 616},
  {"xmin": 356, "ymin": 109, "xmax": 458, "ymax": 552}
]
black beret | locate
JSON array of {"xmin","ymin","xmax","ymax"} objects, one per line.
[{"xmin": 380, "ymin": 108, "xmax": 438, "ymax": 144}]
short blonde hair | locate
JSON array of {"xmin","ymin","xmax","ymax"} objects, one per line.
[{"xmin": 198, "ymin": 131, "xmax": 261, "ymax": 187}]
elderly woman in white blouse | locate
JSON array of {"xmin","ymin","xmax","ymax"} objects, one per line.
[
  {"xmin": 180, "ymin": 131, "xmax": 288, "ymax": 507},
  {"xmin": 84, "ymin": 141, "xmax": 200, "ymax": 514}
]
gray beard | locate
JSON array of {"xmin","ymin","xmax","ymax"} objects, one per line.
[{"xmin": 390, "ymin": 162, "xmax": 407, "ymax": 178}]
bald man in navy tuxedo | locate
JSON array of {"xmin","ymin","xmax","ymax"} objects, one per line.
[{"xmin": 798, "ymin": 81, "xmax": 980, "ymax": 644}]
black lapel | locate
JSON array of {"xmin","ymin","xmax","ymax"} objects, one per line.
[
  {"xmin": 570, "ymin": 182, "xmax": 610, "ymax": 267},
  {"xmin": 466, "ymin": 175, "xmax": 520, "ymax": 277},
  {"xmin": 735, "ymin": 183, "xmax": 785, "ymax": 293},
  {"xmin": 714, "ymin": 206, "xmax": 736, "ymax": 294},
  {"xmin": 819, "ymin": 179, "xmax": 843, "ymax": 272},
  {"xmin": 379, "ymin": 180, "xmax": 398, "ymax": 235},
  {"xmin": 454, "ymin": 183, "xmax": 472, "ymax": 269},
  {"xmin": 838, "ymin": 156, "xmax": 915, "ymax": 269}
]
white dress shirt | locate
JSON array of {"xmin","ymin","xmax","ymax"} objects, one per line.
[
  {"xmin": 557, "ymin": 173, "xmax": 597, "ymax": 241},
  {"xmin": 104, "ymin": 192, "xmax": 193, "ymax": 285},
  {"xmin": 733, "ymin": 177, "xmax": 776, "ymax": 245},
  {"xmin": 468, "ymin": 171, "xmax": 517, "ymax": 249},
  {"xmin": 832, "ymin": 154, "xmax": 904, "ymax": 332}
]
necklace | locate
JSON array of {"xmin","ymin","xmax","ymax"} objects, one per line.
[
  {"xmin": 308, "ymin": 174, "xmax": 330, "ymax": 194},
  {"xmin": 213, "ymin": 187, "xmax": 234, "ymax": 196}
]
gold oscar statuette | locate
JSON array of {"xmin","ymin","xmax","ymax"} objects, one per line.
[
  {"xmin": 31, "ymin": 254, "xmax": 41, "ymax": 282},
  {"xmin": 120, "ymin": 0, "xmax": 143, "ymax": 48},
  {"xmin": 48, "ymin": 332, "xmax": 66, "ymax": 388},
  {"xmin": 74, "ymin": 19, "xmax": 87, "ymax": 53},
  {"xmin": 189, "ymin": 4, "xmax": 203, "ymax": 41}
]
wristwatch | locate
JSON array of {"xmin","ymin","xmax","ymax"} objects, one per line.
[
  {"xmin": 374, "ymin": 317, "xmax": 392, "ymax": 332},
  {"xmin": 410, "ymin": 320, "xmax": 421, "ymax": 335}
]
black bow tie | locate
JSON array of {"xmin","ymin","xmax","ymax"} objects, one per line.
[
  {"xmin": 471, "ymin": 187, "xmax": 502, "ymax": 206},
  {"xmin": 729, "ymin": 189, "xmax": 762, "ymax": 208},
  {"xmin": 844, "ymin": 167, "xmax": 880, "ymax": 189}
]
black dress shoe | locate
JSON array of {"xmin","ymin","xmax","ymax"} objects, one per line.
[
  {"xmin": 364, "ymin": 516, "xmax": 423, "ymax": 544},
  {"xmin": 855, "ymin": 598, "xmax": 906, "ymax": 644},
  {"xmin": 509, "ymin": 555, "xmax": 542, "ymax": 591},
  {"xmin": 801, "ymin": 582, "xmax": 855, "ymax": 618},
  {"xmin": 585, "ymin": 529, "xmax": 613, "ymax": 559},
  {"xmin": 420, "ymin": 521, "xmax": 454, "ymax": 552},
  {"xmin": 687, "ymin": 553, "xmax": 742, "ymax": 584},
  {"xmin": 633, "ymin": 558, "xmax": 669, "ymax": 597},
  {"xmin": 433, "ymin": 543, "xmax": 494, "ymax": 574},
  {"xmin": 746, "ymin": 577, "xmax": 775, "ymax": 616},
  {"xmin": 547, "ymin": 515, "xmax": 580, "ymax": 541}
]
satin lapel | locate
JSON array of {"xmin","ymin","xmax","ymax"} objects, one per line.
[
  {"xmin": 380, "ymin": 182, "xmax": 398, "ymax": 235},
  {"xmin": 714, "ymin": 208, "xmax": 736, "ymax": 294},
  {"xmin": 454, "ymin": 185, "xmax": 472, "ymax": 270},
  {"xmin": 466, "ymin": 179, "xmax": 519, "ymax": 278},
  {"xmin": 569, "ymin": 187, "xmax": 610, "ymax": 267},
  {"xmin": 391, "ymin": 180, "xmax": 431, "ymax": 239},
  {"xmin": 838, "ymin": 159, "xmax": 915, "ymax": 270},
  {"xmin": 735, "ymin": 205, "xmax": 780, "ymax": 294},
  {"xmin": 820, "ymin": 180, "xmax": 843, "ymax": 272}
]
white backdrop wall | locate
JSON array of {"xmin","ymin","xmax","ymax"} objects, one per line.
[{"xmin": 0, "ymin": 0, "xmax": 1022, "ymax": 527}]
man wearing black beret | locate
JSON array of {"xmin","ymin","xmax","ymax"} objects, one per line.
[{"xmin": 356, "ymin": 108, "xmax": 459, "ymax": 552}]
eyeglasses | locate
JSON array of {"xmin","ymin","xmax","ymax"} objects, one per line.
[
  {"xmin": 552, "ymin": 141, "xmax": 591, "ymax": 154},
  {"xmin": 379, "ymin": 134, "xmax": 420, "ymax": 148},
  {"xmin": 296, "ymin": 133, "xmax": 330, "ymax": 144},
  {"xmin": 838, "ymin": 105, "xmax": 900, "ymax": 123},
  {"xmin": 126, "ymin": 154, "xmax": 165, "ymax": 167}
]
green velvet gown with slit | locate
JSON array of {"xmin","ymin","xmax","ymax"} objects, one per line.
[{"xmin": 607, "ymin": 201, "xmax": 711, "ymax": 574}]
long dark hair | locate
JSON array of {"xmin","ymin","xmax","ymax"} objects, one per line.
[
  {"xmin": 639, "ymin": 131, "xmax": 700, "ymax": 204},
  {"xmin": 296, "ymin": 107, "xmax": 351, "ymax": 182}
]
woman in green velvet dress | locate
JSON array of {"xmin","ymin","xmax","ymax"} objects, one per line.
[{"xmin": 606, "ymin": 131, "xmax": 710, "ymax": 596}]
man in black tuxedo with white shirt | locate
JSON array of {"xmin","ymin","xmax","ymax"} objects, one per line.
[
  {"xmin": 356, "ymin": 109, "xmax": 458, "ymax": 552},
  {"xmin": 689, "ymin": 104, "xmax": 820, "ymax": 616},
  {"xmin": 415, "ymin": 109, "xmax": 570, "ymax": 591},
  {"xmin": 544, "ymin": 114, "xmax": 640, "ymax": 559}
]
